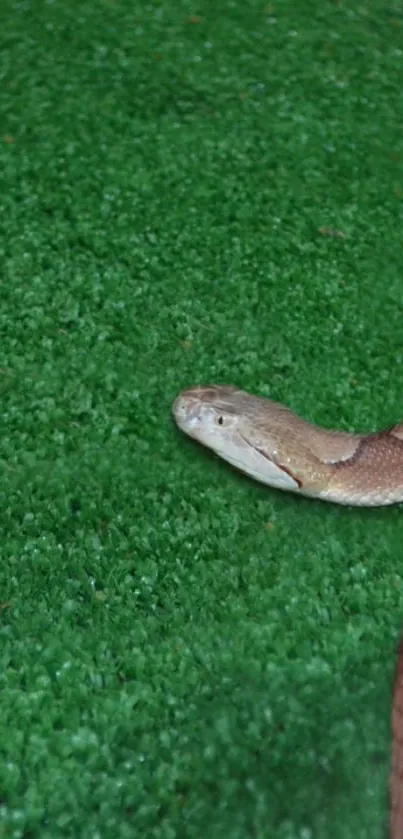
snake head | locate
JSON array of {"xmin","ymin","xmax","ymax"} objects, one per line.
[
  {"xmin": 172, "ymin": 385, "xmax": 300, "ymax": 492},
  {"xmin": 173, "ymin": 385, "xmax": 240, "ymax": 441}
]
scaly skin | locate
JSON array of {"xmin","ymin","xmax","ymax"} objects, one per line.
[{"xmin": 172, "ymin": 385, "xmax": 403, "ymax": 506}]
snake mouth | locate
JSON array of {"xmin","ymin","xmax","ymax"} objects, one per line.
[
  {"xmin": 172, "ymin": 387, "xmax": 242, "ymax": 446},
  {"xmin": 172, "ymin": 392, "xmax": 204, "ymax": 433},
  {"xmin": 172, "ymin": 386, "xmax": 223, "ymax": 429}
]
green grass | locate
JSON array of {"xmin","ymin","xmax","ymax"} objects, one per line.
[{"xmin": 1, "ymin": 0, "xmax": 403, "ymax": 836}]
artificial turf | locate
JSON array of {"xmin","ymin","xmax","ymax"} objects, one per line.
[{"xmin": 1, "ymin": 0, "xmax": 403, "ymax": 836}]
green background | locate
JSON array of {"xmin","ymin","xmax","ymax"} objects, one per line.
[{"xmin": 1, "ymin": 1, "xmax": 403, "ymax": 836}]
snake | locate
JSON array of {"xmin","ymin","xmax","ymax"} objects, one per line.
[{"xmin": 172, "ymin": 385, "xmax": 403, "ymax": 506}]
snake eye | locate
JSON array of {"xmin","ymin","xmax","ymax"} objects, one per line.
[{"xmin": 218, "ymin": 416, "xmax": 224, "ymax": 426}]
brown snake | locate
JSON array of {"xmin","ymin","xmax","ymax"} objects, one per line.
[{"xmin": 173, "ymin": 385, "xmax": 403, "ymax": 506}]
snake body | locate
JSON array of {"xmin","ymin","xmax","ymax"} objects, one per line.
[{"xmin": 173, "ymin": 385, "xmax": 403, "ymax": 506}]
